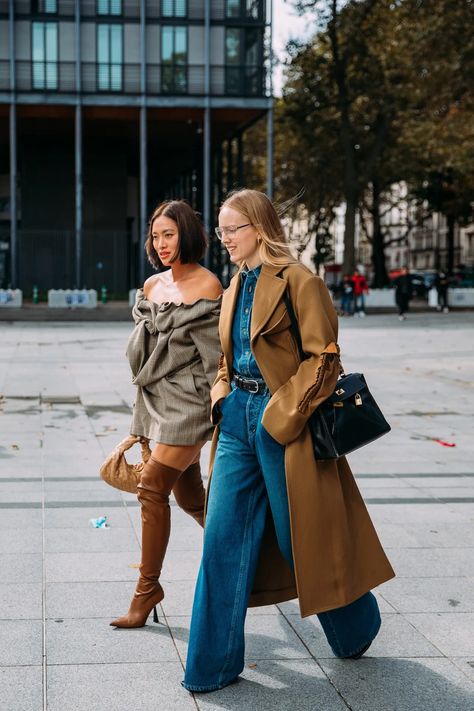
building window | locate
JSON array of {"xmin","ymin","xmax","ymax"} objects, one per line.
[
  {"xmin": 97, "ymin": 0, "xmax": 122, "ymax": 15},
  {"xmin": 161, "ymin": 27, "xmax": 187, "ymax": 94},
  {"xmin": 226, "ymin": 0, "xmax": 261, "ymax": 19},
  {"xmin": 97, "ymin": 24, "xmax": 123, "ymax": 91},
  {"xmin": 32, "ymin": 22, "xmax": 58, "ymax": 90},
  {"xmin": 225, "ymin": 27, "xmax": 261, "ymax": 95},
  {"xmin": 31, "ymin": 0, "xmax": 58, "ymax": 12},
  {"xmin": 162, "ymin": 0, "xmax": 186, "ymax": 17}
]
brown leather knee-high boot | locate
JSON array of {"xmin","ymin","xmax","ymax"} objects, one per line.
[
  {"xmin": 110, "ymin": 458, "xmax": 182, "ymax": 628},
  {"xmin": 172, "ymin": 461, "xmax": 205, "ymax": 527}
]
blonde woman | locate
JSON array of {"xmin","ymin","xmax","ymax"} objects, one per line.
[
  {"xmin": 182, "ymin": 189, "xmax": 394, "ymax": 692},
  {"xmin": 111, "ymin": 200, "xmax": 222, "ymax": 629}
]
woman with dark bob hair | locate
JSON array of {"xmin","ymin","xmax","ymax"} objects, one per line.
[{"xmin": 111, "ymin": 200, "xmax": 222, "ymax": 628}]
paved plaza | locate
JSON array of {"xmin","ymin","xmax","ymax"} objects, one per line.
[{"xmin": 0, "ymin": 312, "xmax": 473, "ymax": 711}]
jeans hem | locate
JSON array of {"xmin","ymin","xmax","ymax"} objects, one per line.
[
  {"xmin": 337, "ymin": 614, "xmax": 381, "ymax": 659},
  {"xmin": 181, "ymin": 677, "xmax": 238, "ymax": 693}
]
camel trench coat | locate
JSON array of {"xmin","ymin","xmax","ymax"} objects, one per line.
[{"xmin": 208, "ymin": 262, "xmax": 395, "ymax": 618}]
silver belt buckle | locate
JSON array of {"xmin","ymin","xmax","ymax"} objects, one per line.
[{"xmin": 248, "ymin": 379, "xmax": 259, "ymax": 393}]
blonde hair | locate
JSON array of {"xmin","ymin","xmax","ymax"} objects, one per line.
[{"xmin": 220, "ymin": 189, "xmax": 296, "ymax": 267}]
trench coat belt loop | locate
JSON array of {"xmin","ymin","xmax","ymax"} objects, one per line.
[{"xmin": 232, "ymin": 372, "xmax": 267, "ymax": 394}]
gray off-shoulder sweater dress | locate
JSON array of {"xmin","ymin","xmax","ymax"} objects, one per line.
[{"xmin": 126, "ymin": 288, "xmax": 221, "ymax": 445}]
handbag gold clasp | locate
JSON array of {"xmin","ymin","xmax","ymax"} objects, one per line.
[
  {"xmin": 355, "ymin": 393, "xmax": 362, "ymax": 406},
  {"xmin": 333, "ymin": 401, "xmax": 344, "ymax": 407},
  {"xmin": 336, "ymin": 388, "xmax": 345, "ymax": 396}
]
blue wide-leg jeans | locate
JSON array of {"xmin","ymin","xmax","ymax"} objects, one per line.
[{"xmin": 183, "ymin": 385, "xmax": 381, "ymax": 692}]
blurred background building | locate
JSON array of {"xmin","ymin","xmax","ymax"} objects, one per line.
[{"xmin": 0, "ymin": 0, "xmax": 273, "ymax": 293}]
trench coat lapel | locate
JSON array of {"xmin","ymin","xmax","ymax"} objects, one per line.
[
  {"xmin": 220, "ymin": 273, "xmax": 241, "ymax": 377},
  {"xmin": 250, "ymin": 263, "xmax": 287, "ymax": 343}
]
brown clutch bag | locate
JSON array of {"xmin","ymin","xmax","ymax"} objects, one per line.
[{"xmin": 99, "ymin": 435, "xmax": 152, "ymax": 493}]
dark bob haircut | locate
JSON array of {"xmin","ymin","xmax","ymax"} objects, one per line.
[{"xmin": 145, "ymin": 200, "xmax": 208, "ymax": 270}]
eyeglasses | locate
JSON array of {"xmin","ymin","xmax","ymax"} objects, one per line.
[{"xmin": 214, "ymin": 223, "xmax": 251, "ymax": 241}]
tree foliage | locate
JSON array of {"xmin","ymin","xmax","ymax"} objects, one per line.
[{"xmin": 271, "ymin": 0, "xmax": 474, "ymax": 278}]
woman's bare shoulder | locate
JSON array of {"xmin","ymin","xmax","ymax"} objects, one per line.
[
  {"xmin": 194, "ymin": 268, "xmax": 223, "ymax": 300},
  {"xmin": 143, "ymin": 272, "xmax": 168, "ymax": 297}
]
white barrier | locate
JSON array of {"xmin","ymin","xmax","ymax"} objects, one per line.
[
  {"xmin": 364, "ymin": 289, "xmax": 396, "ymax": 308},
  {"xmin": 0, "ymin": 289, "xmax": 23, "ymax": 307},
  {"xmin": 449, "ymin": 287, "xmax": 474, "ymax": 307},
  {"xmin": 48, "ymin": 289, "xmax": 97, "ymax": 308},
  {"xmin": 129, "ymin": 289, "xmax": 137, "ymax": 307}
]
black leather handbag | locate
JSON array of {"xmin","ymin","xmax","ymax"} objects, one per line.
[{"xmin": 283, "ymin": 293, "xmax": 391, "ymax": 460}]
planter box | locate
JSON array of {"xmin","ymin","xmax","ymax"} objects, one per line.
[
  {"xmin": 364, "ymin": 289, "xmax": 395, "ymax": 308},
  {"xmin": 449, "ymin": 288, "xmax": 474, "ymax": 307},
  {"xmin": 48, "ymin": 289, "xmax": 97, "ymax": 308},
  {"xmin": 0, "ymin": 289, "xmax": 23, "ymax": 307}
]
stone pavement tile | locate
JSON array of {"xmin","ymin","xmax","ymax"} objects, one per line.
[
  {"xmin": 0, "ymin": 491, "xmax": 43, "ymax": 503},
  {"xmin": 0, "ymin": 666, "xmax": 43, "ymax": 711},
  {"xmin": 46, "ymin": 581, "xmax": 138, "ymax": 619},
  {"xmin": 451, "ymin": 658, "xmax": 474, "ymax": 682},
  {"xmin": 161, "ymin": 549, "xmax": 201, "ymax": 581},
  {"xmin": 400, "ymin": 476, "xmax": 474, "ymax": 488},
  {"xmin": 381, "ymin": 577, "xmax": 474, "ymax": 613},
  {"xmin": 0, "ymin": 583, "xmax": 42, "ymax": 620},
  {"xmin": 369, "ymin": 503, "xmax": 474, "ymax": 525},
  {"xmin": 284, "ymin": 612, "xmax": 441, "ymax": 659},
  {"xmin": 423, "ymin": 487, "xmax": 474, "ymax": 499},
  {"xmin": 44, "ymin": 506, "xmax": 132, "ymax": 528},
  {"xmin": 387, "ymin": 548, "xmax": 474, "ymax": 578},
  {"xmin": 193, "ymin": 659, "xmax": 349, "ymax": 711},
  {"xmin": 46, "ymin": 617, "xmax": 177, "ymax": 665},
  {"xmin": 0, "ymin": 528, "xmax": 43, "ymax": 554},
  {"xmin": 167, "ymin": 614, "xmax": 311, "ymax": 664},
  {"xmin": 44, "ymin": 488, "xmax": 122, "ymax": 503},
  {"xmin": 376, "ymin": 522, "xmax": 474, "ymax": 548},
  {"xmin": 0, "ymin": 508, "xmax": 43, "ymax": 528},
  {"xmin": 405, "ymin": 612, "xmax": 474, "ymax": 656},
  {"xmin": 43, "ymin": 479, "xmax": 112, "ymax": 492},
  {"xmin": 45, "ymin": 527, "xmax": 138, "ymax": 554},
  {"xmin": 0, "ymin": 553, "xmax": 42, "ymax": 583},
  {"xmin": 0, "ymin": 620, "xmax": 43, "ymax": 665},
  {"xmin": 47, "ymin": 662, "xmax": 195, "ymax": 711},
  {"xmin": 318, "ymin": 657, "xmax": 474, "ymax": 711},
  {"xmin": 166, "ymin": 523, "xmax": 203, "ymax": 552},
  {"xmin": 45, "ymin": 551, "xmax": 140, "ymax": 583}
]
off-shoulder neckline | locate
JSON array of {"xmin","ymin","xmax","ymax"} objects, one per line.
[{"xmin": 137, "ymin": 288, "xmax": 222, "ymax": 309}]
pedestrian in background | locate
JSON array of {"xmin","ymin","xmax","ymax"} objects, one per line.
[
  {"xmin": 434, "ymin": 270, "xmax": 450, "ymax": 313},
  {"xmin": 182, "ymin": 189, "xmax": 394, "ymax": 694},
  {"xmin": 339, "ymin": 274, "xmax": 354, "ymax": 316},
  {"xmin": 394, "ymin": 266, "xmax": 412, "ymax": 321},
  {"xmin": 352, "ymin": 269, "xmax": 369, "ymax": 317},
  {"xmin": 111, "ymin": 200, "xmax": 222, "ymax": 629}
]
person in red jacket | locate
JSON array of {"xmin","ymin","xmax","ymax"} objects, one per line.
[{"xmin": 352, "ymin": 269, "xmax": 369, "ymax": 317}]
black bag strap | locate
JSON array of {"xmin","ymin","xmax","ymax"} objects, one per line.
[
  {"xmin": 283, "ymin": 289, "xmax": 345, "ymax": 375},
  {"xmin": 283, "ymin": 291, "xmax": 305, "ymax": 362}
]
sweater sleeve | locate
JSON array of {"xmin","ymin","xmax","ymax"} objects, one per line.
[{"xmin": 190, "ymin": 310, "xmax": 222, "ymax": 391}]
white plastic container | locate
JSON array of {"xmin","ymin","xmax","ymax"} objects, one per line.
[
  {"xmin": 48, "ymin": 289, "xmax": 97, "ymax": 308},
  {"xmin": 0, "ymin": 289, "xmax": 23, "ymax": 307}
]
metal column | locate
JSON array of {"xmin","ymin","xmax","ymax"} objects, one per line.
[
  {"xmin": 203, "ymin": 0, "xmax": 211, "ymax": 268},
  {"xmin": 139, "ymin": 0, "xmax": 147, "ymax": 286},
  {"xmin": 74, "ymin": 0, "xmax": 82, "ymax": 287},
  {"xmin": 75, "ymin": 106, "xmax": 82, "ymax": 287},
  {"xmin": 266, "ymin": 0, "xmax": 274, "ymax": 199},
  {"xmin": 266, "ymin": 105, "xmax": 274, "ymax": 199},
  {"xmin": 9, "ymin": 0, "xmax": 17, "ymax": 288}
]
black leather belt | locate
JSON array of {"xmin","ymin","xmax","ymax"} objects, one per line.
[{"xmin": 232, "ymin": 372, "xmax": 267, "ymax": 394}]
